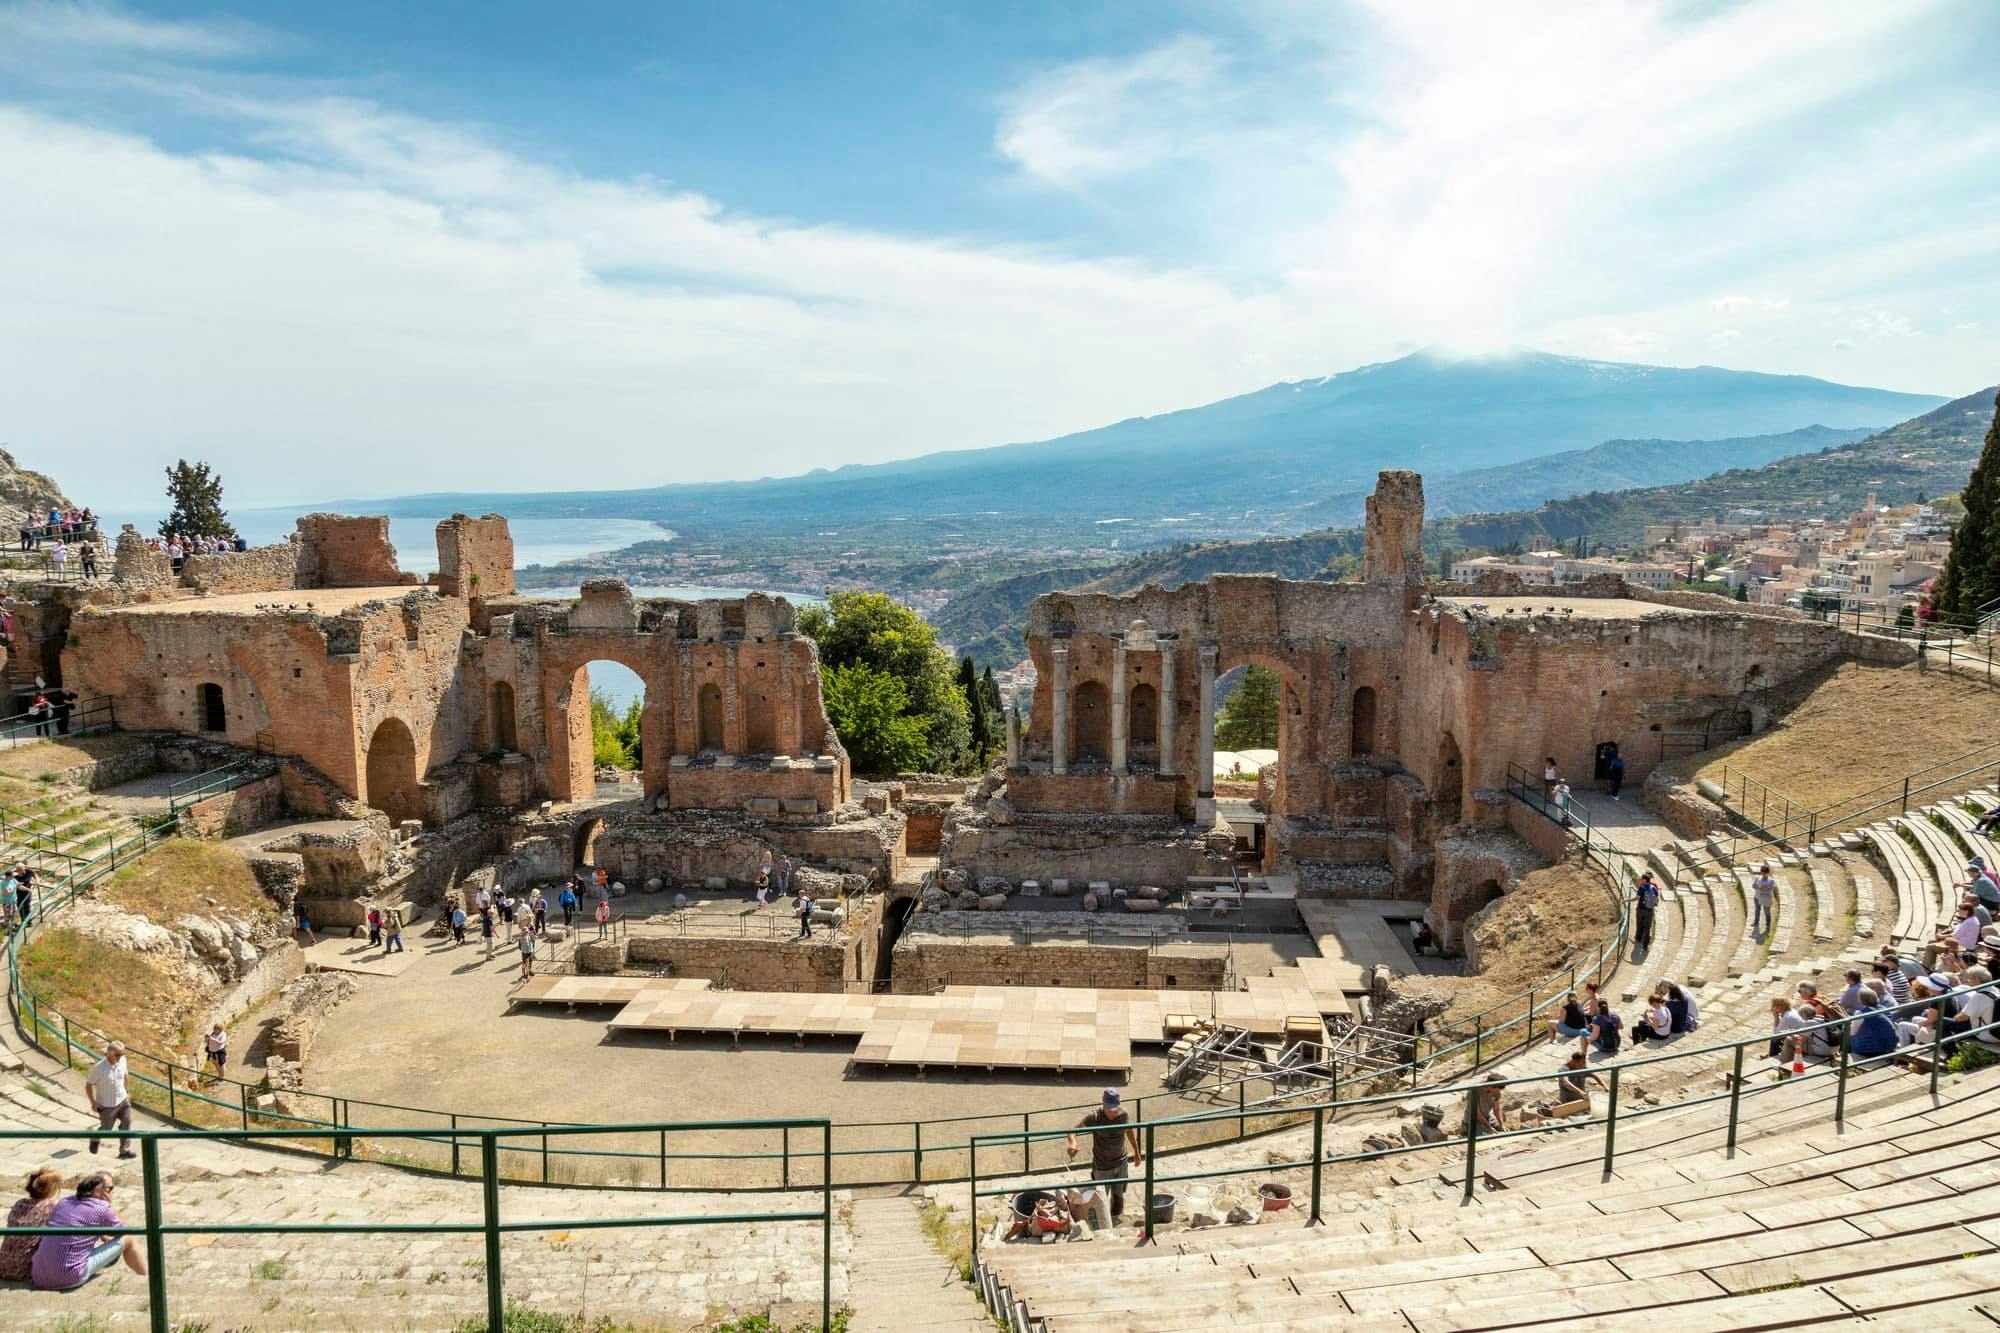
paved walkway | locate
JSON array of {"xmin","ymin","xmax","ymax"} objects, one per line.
[{"xmin": 847, "ymin": 1196, "xmax": 994, "ymax": 1332}]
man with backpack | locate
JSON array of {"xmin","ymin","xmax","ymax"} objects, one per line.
[{"xmin": 1633, "ymin": 872, "xmax": 1660, "ymax": 950}]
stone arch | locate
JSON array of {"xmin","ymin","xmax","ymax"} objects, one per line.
[
  {"xmin": 1477, "ymin": 877, "xmax": 1504, "ymax": 910},
  {"xmin": 1350, "ymin": 685, "xmax": 1377, "ymax": 757},
  {"xmin": 1072, "ymin": 679, "xmax": 1110, "ymax": 763},
  {"xmin": 697, "ymin": 683, "xmax": 725, "ymax": 752},
  {"xmin": 1435, "ymin": 729, "xmax": 1463, "ymax": 824},
  {"xmin": 490, "ymin": 680, "xmax": 517, "ymax": 752},
  {"xmin": 1128, "ymin": 682, "xmax": 1159, "ymax": 762},
  {"xmin": 574, "ymin": 816, "xmax": 606, "ymax": 869},
  {"xmin": 365, "ymin": 716, "xmax": 422, "ymax": 825},
  {"xmin": 198, "ymin": 682, "xmax": 226, "ymax": 734}
]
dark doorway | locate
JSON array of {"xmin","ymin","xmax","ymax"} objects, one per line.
[
  {"xmin": 1435, "ymin": 730, "xmax": 1463, "ymax": 823},
  {"xmin": 198, "ymin": 683, "xmax": 226, "ymax": 733},
  {"xmin": 1351, "ymin": 686, "xmax": 1377, "ymax": 757},
  {"xmin": 490, "ymin": 681, "xmax": 517, "ymax": 752},
  {"xmin": 697, "ymin": 683, "xmax": 725, "ymax": 752}
]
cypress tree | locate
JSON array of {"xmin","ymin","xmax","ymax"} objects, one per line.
[
  {"xmin": 958, "ymin": 655, "xmax": 991, "ymax": 763},
  {"xmin": 1936, "ymin": 391, "xmax": 2000, "ymax": 623}
]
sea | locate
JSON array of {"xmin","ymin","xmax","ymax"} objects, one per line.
[{"xmin": 98, "ymin": 507, "xmax": 817, "ymax": 712}]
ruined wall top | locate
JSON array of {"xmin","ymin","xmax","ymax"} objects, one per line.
[
  {"xmin": 1028, "ymin": 574, "xmax": 1403, "ymax": 648},
  {"xmin": 294, "ymin": 514, "xmax": 409, "ymax": 588},
  {"xmin": 434, "ymin": 513, "xmax": 515, "ymax": 600},
  {"xmin": 496, "ymin": 585, "xmax": 803, "ymax": 641},
  {"xmin": 1363, "ymin": 469, "xmax": 1425, "ymax": 584}
]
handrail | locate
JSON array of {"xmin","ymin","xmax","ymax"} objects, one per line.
[
  {"xmin": 0, "ymin": 695, "xmax": 117, "ymax": 747},
  {"xmin": 968, "ymin": 984, "xmax": 1997, "ymax": 1260},
  {"xmin": 165, "ymin": 761, "xmax": 265, "ymax": 815}
]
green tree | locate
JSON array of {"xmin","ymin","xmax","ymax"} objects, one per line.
[
  {"xmin": 800, "ymin": 590, "xmax": 971, "ymax": 772},
  {"xmin": 1214, "ymin": 666, "xmax": 1280, "ymax": 750},
  {"xmin": 1936, "ymin": 391, "xmax": 2000, "ymax": 623},
  {"xmin": 589, "ymin": 689, "xmax": 633, "ymax": 769},
  {"xmin": 820, "ymin": 663, "xmax": 930, "ymax": 774},
  {"xmin": 1733, "ymin": 582, "xmax": 1749, "ymax": 602},
  {"xmin": 958, "ymin": 655, "xmax": 998, "ymax": 764},
  {"xmin": 160, "ymin": 459, "xmax": 236, "ymax": 541},
  {"xmin": 981, "ymin": 665, "xmax": 1003, "ymax": 722}
]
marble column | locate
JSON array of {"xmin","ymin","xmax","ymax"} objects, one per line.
[
  {"xmin": 1110, "ymin": 642, "xmax": 1128, "ymax": 775},
  {"xmin": 1005, "ymin": 704, "xmax": 1020, "ymax": 767},
  {"xmin": 1196, "ymin": 644, "xmax": 1217, "ymax": 824},
  {"xmin": 1157, "ymin": 638, "xmax": 1177, "ymax": 776},
  {"xmin": 1050, "ymin": 641, "xmax": 1070, "ymax": 776}
]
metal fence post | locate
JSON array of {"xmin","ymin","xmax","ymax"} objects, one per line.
[
  {"xmin": 968, "ymin": 1137, "xmax": 980, "ymax": 1263},
  {"xmin": 1474, "ymin": 1015, "xmax": 1483, "ymax": 1066},
  {"xmin": 1836, "ymin": 1033, "xmax": 1851, "ymax": 1128},
  {"xmin": 1309, "ymin": 1105, "xmax": 1324, "ymax": 1225},
  {"xmin": 480, "ymin": 1136, "xmax": 503, "ymax": 1332},
  {"xmin": 1237, "ymin": 1080, "xmax": 1246, "ymax": 1137},
  {"xmin": 1140, "ymin": 1124, "xmax": 1157, "ymax": 1245},
  {"xmin": 1931, "ymin": 1012, "xmax": 1946, "ymax": 1097},
  {"xmin": 912, "ymin": 1119, "xmax": 923, "ymax": 1183},
  {"xmin": 142, "ymin": 1135, "xmax": 168, "ymax": 1333},
  {"xmin": 1601, "ymin": 1067, "xmax": 1621, "ymax": 1177},
  {"xmin": 782, "ymin": 1126, "xmax": 791, "ymax": 1188},
  {"xmin": 451, "ymin": 1114, "xmax": 461, "ymax": 1176},
  {"xmin": 659, "ymin": 1130, "xmax": 668, "ymax": 1189},
  {"xmin": 822, "ymin": 1125, "xmax": 834, "ymax": 1332},
  {"xmin": 1726, "ymin": 1045, "xmax": 1744, "ymax": 1156},
  {"xmin": 1462, "ymin": 1086, "xmax": 1480, "ymax": 1202}
]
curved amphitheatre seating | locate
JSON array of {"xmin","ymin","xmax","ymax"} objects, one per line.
[
  {"xmin": 967, "ymin": 1059, "xmax": 2000, "ymax": 1331},
  {"xmin": 1899, "ymin": 811, "xmax": 1968, "ymax": 931},
  {"xmin": 1935, "ymin": 795, "xmax": 2000, "ymax": 869},
  {"xmin": 0, "ymin": 1052, "xmax": 855, "ymax": 1329}
]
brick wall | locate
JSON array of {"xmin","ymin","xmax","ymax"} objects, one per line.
[{"xmin": 296, "ymin": 514, "xmax": 407, "ymax": 588}]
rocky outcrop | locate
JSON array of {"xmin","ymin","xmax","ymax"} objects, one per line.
[{"xmin": 0, "ymin": 448, "xmax": 74, "ymax": 534}]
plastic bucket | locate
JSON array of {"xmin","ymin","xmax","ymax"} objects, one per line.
[
  {"xmin": 1012, "ymin": 1190, "xmax": 1055, "ymax": 1220},
  {"xmin": 1258, "ymin": 1183, "xmax": 1293, "ymax": 1212},
  {"xmin": 1149, "ymin": 1193, "xmax": 1177, "ymax": 1225}
]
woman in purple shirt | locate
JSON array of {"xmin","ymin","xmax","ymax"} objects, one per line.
[{"xmin": 30, "ymin": 1172, "xmax": 146, "ymax": 1289}]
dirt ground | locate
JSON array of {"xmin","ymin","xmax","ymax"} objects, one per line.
[
  {"xmin": 0, "ymin": 731, "xmax": 150, "ymax": 781},
  {"xmin": 1667, "ymin": 661, "xmax": 1998, "ymax": 809},
  {"xmin": 1437, "ymin": 858, "xmax": 1620, "ymax": 1025},
  {"xmin": 301, "ymin": 931, "xmax": 1205, "ymax": 1186}
]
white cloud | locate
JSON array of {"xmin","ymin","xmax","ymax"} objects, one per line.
[
  {"xmin": 1713, "ymin": 295, "xmax": 1790, "ymax": 315},
  {"xmin": 994, "ymin": 37, "xmax": 1226, "ymax": 188},
  {"xmin": 0, "ymin": 0, "xmax": 262, "ymax": 60}
]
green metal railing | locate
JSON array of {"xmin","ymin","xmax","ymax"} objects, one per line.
[
  {"xmin": 0, "ymin": 694, "xmax": 116, "ymax": 748},
  {"xmin": 969, "ymin": 986, "xmax": 1997, "ymax": 1265},
  {"xmin": 165, "ymin": 761, "xmax": 267, "ymax": 817},
  {"xmin": 0, "ymin": 1117, "xmax": 835, "ymax": 1333}
]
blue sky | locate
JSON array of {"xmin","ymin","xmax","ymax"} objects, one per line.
[{"xmin": 2, "ymin": 0, "xmax": 1997, "ymax": 504}]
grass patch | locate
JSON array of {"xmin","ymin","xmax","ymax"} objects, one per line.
[
  {"xmin": 98, "ymin": 839, "xmax": 273, "ymax": 926},
  {"xmin": 20, "ymin": 926, "xmax": 192, "ymax": 1058},
  {"xmin": 252, "ymin": 1258, "xmax": 289, "ymax": 1280},
  {"xmin": 0, "ymin": 733, "xmax": 150, "ymax": 782},
  {"xmin": 919, "ymin": 1200, "xmax": 975, "ymax": 1284}
]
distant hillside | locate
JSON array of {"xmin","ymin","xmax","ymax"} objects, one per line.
[
  {"xmin": 936, "ymin": 387, "xmax": 1997, "ymax": 666},
  {"xmin": 0, "ymin": 449, "xmax": 74, "ymax": 533},
  {"xmin": 361, "ymin": 349, "xmax": 1940, "ymax": 549},
  {"xmin": 1290, "ymin": 424, "xmax": 1872, "ymax": 529}
]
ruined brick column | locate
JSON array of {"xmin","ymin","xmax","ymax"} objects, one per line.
[
  {"xmin": 1005, "ymin": 704, "xmax": 1019, "ymax": 767},
  {"xmin": 1110, "ymin": 641, "xmax": 1128, "ymax": 774},
  {"xmin": 675, "ymin": 641, "xmax": 694, "ymax": 754},
  {"xmin": 1156, "ymin": 637, "xmax": 1177, "ymax": 776},
  {"xmin": 723, "ymin": 641, "xmax": 742, "ymax": 753},
  {"xmin": 1050, "ymin": 640, "xmax": 1069, "ymax": 776},
  {"xmin": 1196, "ymin": 643, "xmax": 1217, "ymax": 823}
]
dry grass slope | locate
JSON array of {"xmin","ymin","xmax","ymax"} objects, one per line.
[
  {"xmin": 1667, "ymin": 661, "xmax": 1998, "ymax": 809},
  {"xmin": 0, "ymin": 731, "xmax": 150, "ymax": 781},
  {"xmin": 98, "ymin": 837, "xmax": 272, "ymax": 925}
]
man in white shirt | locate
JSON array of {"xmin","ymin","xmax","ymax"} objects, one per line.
[
  {"xmin": 1945, "ymin": 966, "xmax": 1997, "ymax": 1045},
  {"xmin": 86, "ymin": 1042, "xmax": 134, "ymax": 1159}
]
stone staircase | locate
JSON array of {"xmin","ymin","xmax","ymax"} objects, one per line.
[
  {"xmin": 0, "ymin": 1049, "xmax": 854, "ymax": 1328},
  {"xmin": 846, "ymin": 1195, "xmax": 995, "ymax": 1332},
  {"xmin": 0, "ymin": 784, "xmax": 150, "ymax": 883}
]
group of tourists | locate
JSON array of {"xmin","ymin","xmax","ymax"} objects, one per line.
[
  {"xmin": 153, "ymin": 531, "xmax": 249, "ymax": 570},
  {"xmin": 19, "ymin": 688, "xmax": 82, "ymax": 737},
  {"xmin": 2, "ymin": 862, "xmax": 37, "ymax": 933},
  {"xmin": 18, "ymin": 507, "xmax": 96, "ymax": 550}
]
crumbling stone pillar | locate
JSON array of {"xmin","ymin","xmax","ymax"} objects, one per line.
[
  {"xmin": 1196, "ymin": 643, "xmax": 1217, "ymax": 823},
  {"xmin": 1005, "ymin": 705, "xmax": 1019, "ymax": 767},
  {"xmin": 1363, "ymin": 469, "xmax": 1426, "ymax": 585},
  {"xmin": 723, "ymin": 641, "xmax": 741, "ymax": 754},
  {"xmin": 1110, "ymin": 642, "xmax": 1128, "ymax": 775},
  {"xmin": 1051, "ymin": 641, "xmax": 1069, "ymax": 776},
  {"xmin": 1157, "ymin": 637, "xmax": 1177, "ymax": 776}
]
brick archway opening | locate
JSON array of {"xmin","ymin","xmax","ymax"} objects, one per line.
[{"xmin": 365, "ymin": 716, "xmax": 422, "ymax": 825}]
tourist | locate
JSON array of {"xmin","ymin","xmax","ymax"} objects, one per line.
[
  {"xmin": 0, "ymin": 1166, "xmax": 62, "ymax": 1282},
  {"xmin": 1065, "ymin": 1090, "xmax": 1141, "ymax": 1225},
  {"xmin": 1748, "ymin": 865, "xmax": 1777, "ymax": 938},
  {"xmin": 1588, "ymin": 999, "xmax": 1622, "ymax": 1056},
  {"xmin": 366, "ymin": 906, "xmax": 382, "ymax": 948},
  {"xmin": 48, "ymin": 540, "xmax": 66, "ymax": 577},
  {"xmin": 85, "ymin": 1042, "xmax": 134, "ymax": 1159},
  {"xmin": 1838, "ymin": 969, "xmax": 1867, "ymax": 1014},
  {"xmin": 1603, "ymin": 751, "xmax": 1625, "ymax": 801},
  {"xmin": 30, "ymin": 1173, "xmax": 146, "ymax": 1291},
  {"xmin": 78, "ymin": 540, "xmax": 97, "ymax": 579},
  {"xmin": 754, "ymin": 872, "xmax": 770, "ymax": 911},
  {"xmin": 294, "ymin": 903, "xmax": 317, "ymax": 947},
  {"xmin": 775, "ymin": 854, "xmax": 793, "ymax": 898},
  {"xmin": 382, "ymin": 904, "xmax": 405, "ymax": 953},
  {"xmin": 1411, "ymin": 920, "xmax": 1437, "ymax": 956},
  {"xmin": 594, "ymin": 866, "xmax": 610, "ymax": 899},
  {"xmin": 1895, "ymin": 981, "xmax": 1942, "ymax": 1048},
  {"xmin": 1632, "ymin": 992, "xmax": 1673, "ymax": 1042},
  {"xmin": 202, "ymin": 1024, "xmax": 227, "ymax": 1080},
  {"xmin": 1473, "ymin": 1074, "xmax": 1506, "ymax": 1134},
  {"xmin": 530, "ymin": 888, "xmax": 548, "ymax": 935},
  {"xmin": 559, "ymin": 881, "xmax": 578, "ymax": 928},
  {"xmin": 1873, "ymin": 959, "xmax": 1911, "ymax": 1006},
  {"xmin": 1546, "ymin": 992, "xmax": 1591, "ymax": 1049},
  {"xmin": 1943, "ymin": 966, "xmax": 1996, "ymax": 1045},
  {"xmin": 758, "ymin": 851, "xmax": 772, "ymax": 902},
  {"xmin": 28, "ymin": 690, "xmax": 51, "ymax": 737},
  {"xmin": 1664, "ymin": 982, "xmax": 1694, "ymax": 1034},
  {"xmin": 52, "ymin": 691, "xmax": 76, "ymax": 736},
  {"xmin": 1552, "ymin": 780, "xmax": 1572, "ymax": 827},
  {"xmin": 1978, "ymin": 804, "xmax": 2000, "ymax": 837},
  {"xmin": 1542, "ymin": 757, "xmax": 1560, "ymax": 798},
  {"xmin": 449, "ymin": 903, "xmax": 467, "ymax": 946},
  {"xmin": 1632, "ymin": 872, "xmax": 1659, "ymax": 950},
  {"xmin": 595, "ymin": 897, "xmax": 611, "ymax": 938},
  {"xmin": 0, "ymin": 869, "xmax": 14, "ymax": 933},
  {"xmin": 794, "ymin": 890, "xmax": 815, "ymax": 940},
  {"xmin": 474, "ymin": 886, "xmax": 492, "ymax": 919},
  {"xmin": 480, "ymin": 899, "xmax": 495, "ymax": 957},
  {"xmin": 517, "ymin": 924, "xmax": 537, "ymax": 980},
  {"xmin": 14, "ymin": 864, "xmax": 33, "ymax": 927},
  {"xmin": 1849, "ymin": 987, "xmax": 1900, "ymax": 1058},
  {"xmin": 498, "ymin": 891, "xmax": 515, "ymax": 927}
]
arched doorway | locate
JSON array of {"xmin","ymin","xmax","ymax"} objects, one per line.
[
  {"xmin": 697, "ymin": 683, "xmax": 725, "ymax": 752},
  {"xmin": 1350, "ymin": 686, "xmax": 1377, "ymax": 757},
  {"xmin": 574, "ymin": 816, "xmax": 606, "ymax": 870},
  {"xmin": 365, "ymin": 717, "xmax": 422, "ymax": 825},
  {"xmin": 1072, "ymin": 680, "xmax": 1110, "ymax": 763},
  {"xmin": 1434, "ymin": 730, "xmax": 1463, "ymax": 824},
  {"xmin": 198, "ymin": 682, "xmax": 226, "ymax": 733},
  {"xmin": 490, "ymin": 681, "xmax": 517, "ymax": 752},
  {"xmin": 575, "ymin": 660, "xmax": 645, "ymax": 783},
  {"xmin": 1477, "ymin": 877, "xmax": 1504, "ymax": 910}
]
